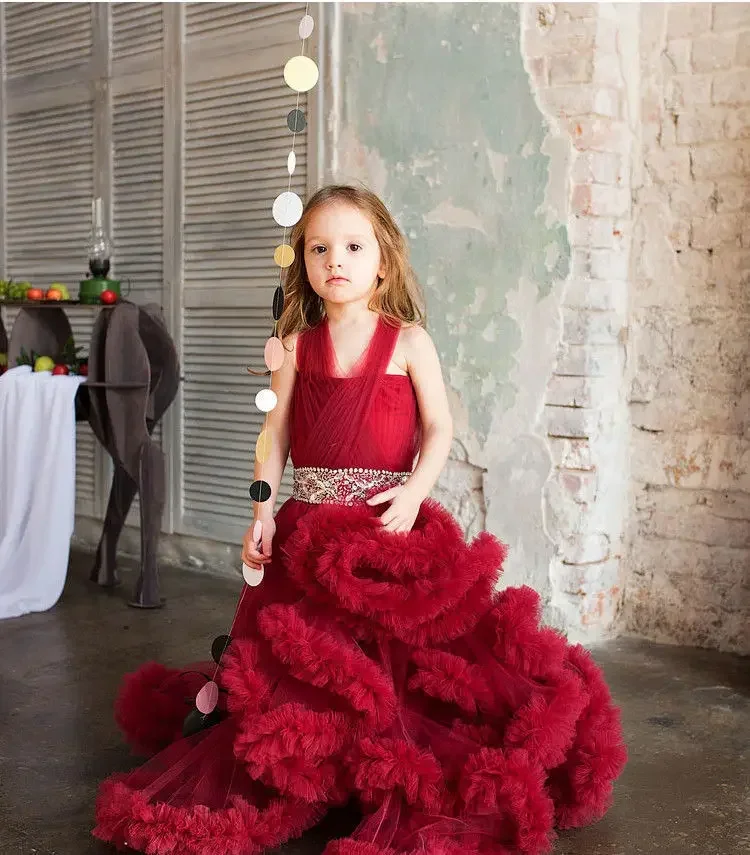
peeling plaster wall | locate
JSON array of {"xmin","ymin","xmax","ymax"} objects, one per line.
[
  {"xmin": 625, "ymin": 3, "xmax": 750, "ymax": 654},
  {"xmin": 520, "ymin": 4, "xmax": 638, "ymax": 639},
  {"xmin": 330, "ymin": 2, "xmax": 571, "ymax": 616}
]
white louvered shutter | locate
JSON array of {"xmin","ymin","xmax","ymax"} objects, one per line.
[
  {"xmin": 179, "ymin": 3, "xmax": 308, "ymax": 542},
  {"xmin": 3, "ymin": 0, "xmax": 99, "ymax": 517},
  {"xmin": 112, "ymin": 2, "xmax": 163, "ymax": 61},
  {"xmin": 185, "ymin": 3, "xmax": 306, "ymax": 41},
  {"xmin": 4, "ymin": 2, "xmax": 92, "ymax": 78},
  {"xmin": 112, "ymin": 3, "xmax": 164, "ymax": 307},
  {"xmin": 110, "ymin": 3, "xmax": 166, "ymax": 528},
  {"xmin": 5, "ymin": 101, "xmax": 94, "ymax": 288}
]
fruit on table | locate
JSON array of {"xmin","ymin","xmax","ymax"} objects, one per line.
[
  {"xmin": 0, "ymin": 353, "xmax": 7, "ymax": 368},
  {"xmin": 52, "ymin": 364, "xmax": 69, "ymax": 376},
  {"xmin": 45, "ymin": 288, "xmax": 63, "ymax": 301},
  {"xmin": 78, "ymin": 362, "xmax": 88, "ymax": 377},
  {"xmin": 100, "ymin": 289, "xmax": 118, "ymax": 305},
  {"xmin": 7, "ymin": 281, "xmax": 31, "ymax": 301},
  {"xmin": 27, "ymin": 287, "xmax": 44, "ymax": 300},
  {"xmin": 34, "ymin": 355, "xmax": 55, "ymax": 372},
  {"xmin": 48, "ymin": 283, "xmax": 70, "ymax": 300}
]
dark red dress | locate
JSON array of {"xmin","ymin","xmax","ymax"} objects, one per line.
[{"xmin": 93, "ymin": 317, "xmax": 626, "ymax": 855}]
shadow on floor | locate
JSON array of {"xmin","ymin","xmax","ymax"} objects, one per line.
[{"xmin": 0, "ymin": 551, "xmax": 748, "ymax": 854}]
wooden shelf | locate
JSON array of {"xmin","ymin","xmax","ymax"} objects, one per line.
[{"xmin": 0, "ymin": 300, "xmax": 116, "ymax": 308}]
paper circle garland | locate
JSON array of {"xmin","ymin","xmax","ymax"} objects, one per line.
[
  {"xmin": 283, "ymin": 55, "xmax": 319, "ymax": 93},
  {"xmin": 273, "ymin": 286, "xmax": 285, "ymax": 320},
  {"xmin": 195, "ymin": 680, "xmax": 219, "ymax": 715},
  {"xmin": 183, "ymin": 707, "xmax": 221, "ymax": 738},
  {"xmin": 211, "ymin": 634, "xmax": 232, "ymax": 664},
  {"xmin": 256, "ymin": 430, "xmax": 272, "ymax": 463},
  {"xmin": 299, "ymin": 14, "xmax": 314, "ymax": 39},
  {"xmin": 249, "ymin": 480, "xmax": 272, "ymax": 503},
  {"xmin": 273, "ymin": 244, "xmax": 295, "ymax": 268},
  {"xmin": 287, "ymin": 108, "xmax": 307, "ymax": 133},
  {"xmin": 191, "ymin": 10, "xmax": 321, "ymax": 734},
  {"xmin": 264, "ymin": 336, "xmax": 285, "ymax": 372},
  {"xmin": 272, "ymin": 191, "xmax": 303, "ymax": 228},
  {"xmin": 255, "ymin": 388, "xmax": 278, "ymax": 413},
  {"xmin": 242, "ymin": 563, "xmax": 265, "ymax": 587}
]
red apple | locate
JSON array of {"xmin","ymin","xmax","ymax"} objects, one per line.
[
  {"xmin": 52, "ymin": 364, "xmax": 69, "ymax": 376},
  {"xmin": 27, "ymin": 288, "xmax": 44, "ymax": 301},
  {"xmin": 78, "ymin": 362, "xmax": 88, "ymax": 377},
  {"xmin": 45, "ymin": 288, "xmax": 63, "ymax": 301},
  {"xmin": 100, "ymin": 290, "xmax": 117, "ymax": 305}
]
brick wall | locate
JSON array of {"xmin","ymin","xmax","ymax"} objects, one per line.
[
  {"xmin": 626, "ymin": 3, "xmax": 750, "ymax": 653},
  {"xmin": 523, "ymin": 2, "xmax": 749, "ymax": 652},
  {"xmin": 523, "ymin": 3, "xmax": 636, "ymax": 638}
]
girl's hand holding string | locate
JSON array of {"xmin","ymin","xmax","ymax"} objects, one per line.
[
  {"xmin": 366, "ymin": 484, "xmax": 423, "ymax": 533},
  {"xmin": 242, "ymin": 514, "xmax": 276, "ymax": 570}
]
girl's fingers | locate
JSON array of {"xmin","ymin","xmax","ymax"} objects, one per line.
[{"xmin": 366, "ymin": 487, "xmax": 399, "ymax": 506}]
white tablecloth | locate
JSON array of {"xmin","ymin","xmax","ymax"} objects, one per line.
[{"xmin": 0, "ymin": 365, "xmax": 85, "ymax": 619}]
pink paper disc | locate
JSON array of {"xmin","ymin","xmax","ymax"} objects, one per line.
[
  {"xmin": 195, "ymin": 680, "xmax": 219, "ymax": 715},
  {"xmin": 264, "ymin": 336, "xmax": 285, "ymax": 372}
]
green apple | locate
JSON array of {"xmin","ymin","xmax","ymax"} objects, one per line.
[
  {"xmin": 34, "ymin": 355, "xmax": 55, "ymax": 372},
  {"xmin": 0, "ymin": 353, "xmax": 7, "ymax": 367}
]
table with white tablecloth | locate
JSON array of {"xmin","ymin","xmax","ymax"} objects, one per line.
[{"xmin": 0, "ymin": 365, "xmax": 85, "ymax": 619}]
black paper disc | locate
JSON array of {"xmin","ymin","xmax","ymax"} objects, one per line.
[
  {"xmin": 182, "ymin": 706, "xmax": 222, "ymax": 738},
  {"xmin": 249, "ymin": 480, "xmax": 272, "ymax": 503},
  {"xmin": 273, "ymin": 286, "xmax": 285, "ymax": 320},
  {"xmin": 287, "ymin": 108, "xmax": 307, "ymax": 133},
  {"xmin": 211, "ymin": 634, "xmax": 232, "ymax": 664}
]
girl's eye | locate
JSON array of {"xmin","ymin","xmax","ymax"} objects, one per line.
[
  {"xmin": 349, "ymin": 244, "xmax": 362, "ymax": 252},
  {"xmin": 312, "ymin": 245, "xmax": 326, "ymax": 254}
]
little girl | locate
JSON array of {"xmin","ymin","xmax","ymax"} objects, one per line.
[{"xmin": 94, "ymin": 186, "xmax": 626, "ymax": 855}]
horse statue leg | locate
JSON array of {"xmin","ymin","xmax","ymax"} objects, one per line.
[
  {"xmin": 129, "ymin": 440, "xmax": 166, "ymax": 609},
  {"xmin": 90, "ymin": 460, "xmax": 139, "ymax": 588}
]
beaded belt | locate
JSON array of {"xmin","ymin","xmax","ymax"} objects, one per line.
[{"xmin": 292, "ymin": 466, "xmax": 411, "ymax": 506}]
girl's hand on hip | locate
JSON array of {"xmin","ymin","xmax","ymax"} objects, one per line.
[
  {"xmin": 242, "ymin": 515, "xmax": 276, "ymax": 570},
  {"xmin": 366, "ymin": 484, "xmax": 422, "ymax": 533}
]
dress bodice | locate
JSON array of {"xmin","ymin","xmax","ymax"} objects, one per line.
[{"xmin": 289, "ymin": 316, "xmax": 420, "ymax": 472}]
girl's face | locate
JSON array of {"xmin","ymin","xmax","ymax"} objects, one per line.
[{"xmin": 303, "ymin": 202, "xmax": 386, "ymax": 308}]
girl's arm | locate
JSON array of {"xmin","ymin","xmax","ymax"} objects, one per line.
[
  {"xmin": 367, "ymin": 326, "xmax": 453, "ymax": 532},
  {"xmin": 403, "ymin": 325, "xmax": 454, "ymax": 500},
  {"xmin": 242, "ymin": 333, "xmax": 298, "ymax": 567}
]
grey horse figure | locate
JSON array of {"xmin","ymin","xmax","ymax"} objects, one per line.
[{"xmin": 86, "ymin": 301, "xmax": 180, "ymax": 607}]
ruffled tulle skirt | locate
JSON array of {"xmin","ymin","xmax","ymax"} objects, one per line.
[{"xmin": 93, "ymin": 499, "xmax": 626, "ymax": 855}]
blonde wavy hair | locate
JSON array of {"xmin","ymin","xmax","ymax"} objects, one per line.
[{"xmin": 276, "ymin": 185, "xmax": 425, "ymax": 340}]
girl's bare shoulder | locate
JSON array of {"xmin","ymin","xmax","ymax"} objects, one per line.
[
  {"xmin": 391, "ymin": 322, "xmax": 433, "ymax": 373},
  {"xmin": 398, "ymin": 323, "xmax": 434, "ymax": 353}
]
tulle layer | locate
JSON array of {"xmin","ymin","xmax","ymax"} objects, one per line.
[{"xmin": 94, "ymin": 501, "xmax": 626, "ymax": 855}]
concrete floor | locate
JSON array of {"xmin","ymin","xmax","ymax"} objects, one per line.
[{"xmin": 1, "ymin": 552, "xmax": 748, "ymax": 855}]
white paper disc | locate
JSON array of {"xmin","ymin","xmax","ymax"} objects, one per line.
[
  {"xmin": 287, "ymin": 151, "xmax": 296, "ymax": 175},
  {"xmin": 299, "ymin": 14, "xmax": 314, "ymax": 39},
  {"xmin": 272, "ymin": 191, "xmax": 303, "ymax": 228},
  {"xmin": 255, "ymin": 388, "xmax": 278, "ymax": 413},
  {"xmin": 242, "ymin": 563, "xmax": 265, "ymax": 587},
  {"xmin": 283, "ymin": 55, "xmax": 319, "ymax": 93}
]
